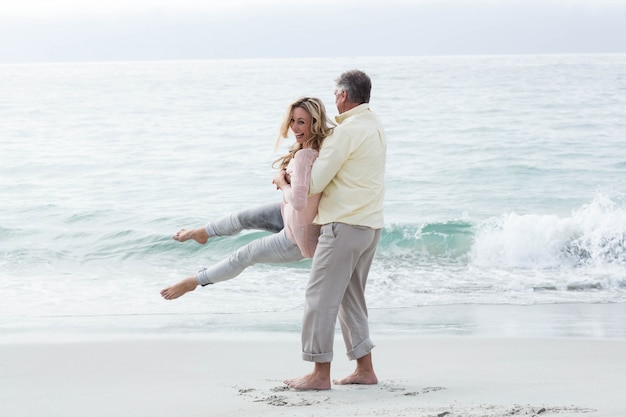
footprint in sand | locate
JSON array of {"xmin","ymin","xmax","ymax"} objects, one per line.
[{"xmin": 237, "ymin": 384, "xmax": 329, "ymax": 407}]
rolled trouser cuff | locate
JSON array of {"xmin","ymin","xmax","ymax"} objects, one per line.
[
  {"xmin": 302, "ymin": 350, "xmax": 333, "ymax": 363},
  {"xmin": 346, "ymin": 338, "xmax": 375, "ymax": 361}
]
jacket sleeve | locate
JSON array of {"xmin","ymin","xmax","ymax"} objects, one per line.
[
  {"xmin": 283, "ymin": 149, "xmax": 318, "ymax": 211},
  {"xmin": 309, "ymin": 130, "xmax": 350, "ymax": 195}
]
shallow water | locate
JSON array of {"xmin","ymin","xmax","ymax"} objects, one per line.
[{"xmin": 1, "ymin": 54, "xmax": 625, "ymax": 336}]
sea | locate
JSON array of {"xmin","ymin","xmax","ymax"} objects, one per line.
[{"xmin": 1, "ymin": 54, "xmax": 626, "ymax": 342}]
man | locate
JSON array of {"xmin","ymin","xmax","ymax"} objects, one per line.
[{"xmin": 285, "ymin": 69, "xmax": 387, "ymax": 390}]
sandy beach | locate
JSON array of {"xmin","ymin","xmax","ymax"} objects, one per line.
[{"xmin": 2, "ymin": 304, "xmax": 625, "ymax": 417}]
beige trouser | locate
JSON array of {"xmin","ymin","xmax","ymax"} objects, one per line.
[{"xmin": 301, "ymin": 222, "xmax": 381, "ymax": 363}]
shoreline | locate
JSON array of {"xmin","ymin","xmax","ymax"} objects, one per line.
[{"xmin": 2, "ymin": 302, "xmax": 625, "ymax": 344}]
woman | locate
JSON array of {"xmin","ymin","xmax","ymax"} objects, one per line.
[{"xmin": 160, "ymin": 97, "xmax": 334, "ymax": 300}]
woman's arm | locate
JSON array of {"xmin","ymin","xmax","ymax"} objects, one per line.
[{"xmin": 274, "ymin": 149, "xmax": 318, "ymax": 211}]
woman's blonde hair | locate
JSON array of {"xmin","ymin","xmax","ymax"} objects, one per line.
[{"xmin": 273, "ymin": 97, "xmax": 334, "ymax": 170}]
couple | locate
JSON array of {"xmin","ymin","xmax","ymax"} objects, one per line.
[{"xmin": 161, "ymin": 69, "xmax": 387, "ymax": 390}]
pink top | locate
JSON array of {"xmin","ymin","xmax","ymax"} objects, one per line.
[{"xmin": 281, "ymin": 148, "xmax": 321, "ymax": 258}]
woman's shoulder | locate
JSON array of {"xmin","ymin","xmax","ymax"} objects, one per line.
[{"xmin": 295, "ymin": 148, "xmax": 319, "ymax": 159}]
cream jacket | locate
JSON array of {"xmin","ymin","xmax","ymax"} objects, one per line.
[{"xmin": 310, "ymin": 103, "xmax": 386, "ymax": 228}]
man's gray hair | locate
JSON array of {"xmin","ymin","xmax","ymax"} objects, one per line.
[{"xmin": 335, "ymin": 69, "xmax": 371, "ymax": 104}]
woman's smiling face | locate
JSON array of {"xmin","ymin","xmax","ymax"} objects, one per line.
[{"xmin": 290, "ymin": 106, "xmax": 312, "ymax": 145}]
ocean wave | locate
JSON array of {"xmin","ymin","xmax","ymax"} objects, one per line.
[
  {"xmin": 379, "ymin": 220, "xmax": 474, "ymax": 260},
  {"xmin": 13, "ymin": 195, "xmax": 626, "ymax": 271},
  {"xmin": 471, "ymin": 194, "xmax": 626, "ymax": 269},
  {"xmin": 374, "ymin": 194, "xmax": 626, "ymax": 272}
]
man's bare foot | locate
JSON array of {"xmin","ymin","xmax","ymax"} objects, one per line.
[
  {"xmin": 285, "ymin": 362, "xmax": 331, "ymax": 390},
  {"xmin": 333, "ymin": 353, "xmax": 378, "ymax": 385},
  {"xmin": 160, "ymin": 277, "xmax": 198, "ymax": 300},
  {"xmin": 332, "ymin": 369, "xmax": 378, "ymax": 385},
  {"xmin": 284, "ymin": 373, "xmax": 331, "ymax": 391},
  {"xmin": 173, "ymin": 227, "xmax": 209, "ymax": 244}
]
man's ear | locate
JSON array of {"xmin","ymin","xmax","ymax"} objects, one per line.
[{"xmin": 337, "ymin": 89, "xmax": 347, "ymax": 104}]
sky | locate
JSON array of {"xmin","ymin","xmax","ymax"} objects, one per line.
[{"xmin": 1, "ymin": 0, "xmax": 625, "ymax": 63}]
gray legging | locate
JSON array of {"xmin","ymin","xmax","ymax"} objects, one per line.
[{"xmin": 196, "ymin": 201, "xmax": 304, "ymax": 285}]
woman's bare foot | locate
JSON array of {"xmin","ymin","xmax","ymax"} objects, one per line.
[
  {"xmin": 160, "ymin": 277, "xmax": 198, "ymax": 300},
  {"xmin": 173, "ymin": 227, "xmax": 209, "ymax": 244}
]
